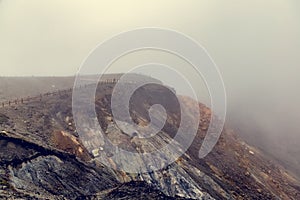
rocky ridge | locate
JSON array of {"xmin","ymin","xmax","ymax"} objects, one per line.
[{"xmin": 0, "ymin": 80, "xmax": 299, "ymax": 199}]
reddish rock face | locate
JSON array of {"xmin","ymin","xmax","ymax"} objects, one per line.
[{"xmin": 51, "ymin": 130, "xmax": 91, "ymax": 161}]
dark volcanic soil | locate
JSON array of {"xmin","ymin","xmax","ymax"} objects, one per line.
[{"xmin": 0, "ymin": 81, "xmax": 299, "ymax": 199}]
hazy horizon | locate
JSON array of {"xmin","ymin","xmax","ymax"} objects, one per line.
[
  {"xmin": 1, "ymin": 0, "xmax": 299, "ymax": 77},
  {"xmin": 1, "ymin": 0, "xmax": 300, "ymax": 177}
]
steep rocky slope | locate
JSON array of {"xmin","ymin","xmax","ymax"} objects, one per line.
[{"xmin": 0, "ymin": 81, "xmax": 299, "ymax": 199}]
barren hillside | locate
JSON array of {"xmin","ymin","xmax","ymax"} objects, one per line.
[{"xmin": 0, "ymin": 79, "xmax": 299, "ymax": 199}]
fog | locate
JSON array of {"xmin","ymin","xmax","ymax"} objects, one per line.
[{"xmin": 0, "ymin": 0, "xmax": 300, "ymax": 176}]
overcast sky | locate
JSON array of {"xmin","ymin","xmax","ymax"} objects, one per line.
[{"xmin": 0, "ymin": 0, "xmax": 299, "ymax": 77}]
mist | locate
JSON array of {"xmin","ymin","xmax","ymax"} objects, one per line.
[{"xmin": 0, "ymin": 0, "xmax": 300, "ymax": 177}]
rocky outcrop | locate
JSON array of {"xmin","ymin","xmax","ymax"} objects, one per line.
[{"xmin": 0, "ymin": 81, "xmax": 299, "ymax": 199}]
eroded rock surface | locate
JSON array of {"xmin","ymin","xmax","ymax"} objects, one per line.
[{"xmin": 0, "ymin": 82, "xmax": 299, "ymax": 199}]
